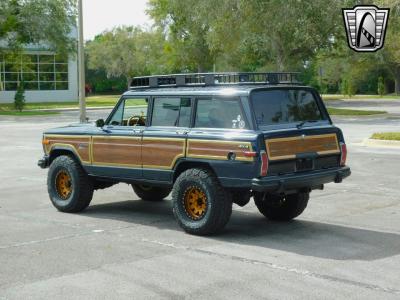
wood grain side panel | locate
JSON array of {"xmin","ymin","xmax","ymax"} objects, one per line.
[
  {"xmin": 92, "ymin": 137, "xmax": 141, "ymax": 166},
  {"xmin": 142, "ymin": 138, "xmax": 185, "ymax": 169},
  {"xmin": 187, "ymin": 140, "xmax": 253, "ymax": 162},
  {"xmin": 266, "ymin": 134, "xmax": 339, "ymax": 161},
  {"xmin": 44, "ymin": 135, "xmax": 91, "ymax": 163}
]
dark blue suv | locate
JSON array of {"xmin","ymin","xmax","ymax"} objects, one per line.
[{"xmin": 38, "ymin": 73, "xmax": 350, "ymax": 235}]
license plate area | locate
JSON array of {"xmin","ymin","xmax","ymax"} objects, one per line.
[{"xmin": 295, "ymin": 158, "xmax": 314, "ymax": 172}]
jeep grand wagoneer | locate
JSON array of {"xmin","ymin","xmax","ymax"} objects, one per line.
[{"xmin": 38, "ymin": 72, "xmax": 350, "ymax": 235}]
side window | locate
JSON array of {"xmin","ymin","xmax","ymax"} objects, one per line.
[
  {"xmin": 108, "ymin": 101, "xmax": 124, "ymax": 125},
  {"xmin": 152, "ymin": 97, "xmax": 191, "ymax": 127},
  {"xmin": 195, "ymin": 98, "xmax": 247, "ymax": 129},
  {"xmin": 178, "ymin": 98, "xmax": 191, "ymax": 127},
  {"xmin": 123, "ymin": 98, "xmax": 147, "ymax": 126},
  {"xmin": 107, "ymin": 98, "xmax": 147, "ymax": 126}
]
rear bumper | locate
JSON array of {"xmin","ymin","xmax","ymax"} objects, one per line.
[
  {"xmin": 38, "ymin": 155, "xmax": 50, "ymax": 169},
  {"xmin": 251, "ymin": 166, "xmax": 351, "ymax": 192}
]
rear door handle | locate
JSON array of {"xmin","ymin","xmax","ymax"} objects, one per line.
[{"xmin": 176, "ymin": 130, "xmax": 188, "ymax": 135}]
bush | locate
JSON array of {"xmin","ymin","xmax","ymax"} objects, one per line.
[
  {"xmin": 340, "ymin": 78, "xmax": 348, "ymax": 96},
  {"xmin": 348, "ymin": 79, "xmax": 357, "ymax": 97},
  {"xmin": 377, "ymin": 76, "xmax": 385, "ymax": 96},
  {"xmin": 341, "ymin": 77, "xmax": 356, "ymax": 97},
  {"xmin": 14, "ymin": 83, "xmax": 26, "ymax": 112}
]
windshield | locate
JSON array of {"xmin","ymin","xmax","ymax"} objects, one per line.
[{"xmin": 251, "ymin": 89, "xmax": 327, "ymax": 127}]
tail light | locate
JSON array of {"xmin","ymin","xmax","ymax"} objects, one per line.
[
  {"xmin": 243, "ymin": 151, "xmax": 257, "ymax": 157},
  {"xmin": 260, "ymin": 150, "xmax": 269, "ymax": 176},
  {"xmin": 340, "ymin": 142, "xmax": 347, "ymax": 166}
]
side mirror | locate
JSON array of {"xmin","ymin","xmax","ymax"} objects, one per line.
[{"xmin": 96, "ymin": 119, "xmax": 105, "ymax": 127}]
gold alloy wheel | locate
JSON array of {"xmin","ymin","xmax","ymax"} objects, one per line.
[
  {"xmin": 55, "ymin": 170, "xmax": 72, "ymax": 200},
  {"xmin": 183, "ymin": 186, "xmax": 207, "ymax": 220}
]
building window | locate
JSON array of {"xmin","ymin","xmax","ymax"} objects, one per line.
[{"xmin": 0, "ymin": 53, "xmax": 69, "ymax": 91}]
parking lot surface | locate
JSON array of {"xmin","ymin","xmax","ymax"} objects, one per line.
[{"xmin": 0, "ymin": 103, "xmax": 400, "ymax": 299}]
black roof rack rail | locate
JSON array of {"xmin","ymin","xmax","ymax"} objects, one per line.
[{"xmin": 129, "ymin": 72, "xmax": 300, "ymax": 89}]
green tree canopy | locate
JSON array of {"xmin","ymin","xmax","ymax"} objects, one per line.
[
  {"xmin": 377, "ymin": 0, "xmax": 400, "ymax": 93},
  {"xmin": 147, "ymin": 0, "xmax": 344, "ymax": 72},
  {"xmin": 0, "ymin": 0, "xmax": 77, "ymax": 55},
  {"xmin": 314, "ymin": 0, "xmax": 400, "ymax": 94},
  {"xmin": 84, "ymin": 0, "xmax": 400, "ymax": 95},
  {"xmin": 86, "ymin": 26, "xmax": 167, "ymax": 86}
]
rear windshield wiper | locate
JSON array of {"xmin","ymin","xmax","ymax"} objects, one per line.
[{"xmin": 296, "ymin": 120, "xmax": 318, "ymax": 129}]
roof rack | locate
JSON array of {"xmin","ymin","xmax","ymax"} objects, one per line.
[{"xmin": 129, "ymin": 72, "xmax": 300, "ymax": 89}]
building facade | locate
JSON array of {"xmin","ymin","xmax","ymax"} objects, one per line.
[{"xmin": 0, "ymin": 47, "xmax": 78, "ymax": 103}]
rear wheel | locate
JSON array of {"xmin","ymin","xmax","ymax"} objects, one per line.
[
  {"xmin": 132, "ymin": 184, "xmax": 171, "ymax": 201},
  {"xmin": 47, "ymin": 155, "xmax": 94, "ymax": 213},
  {"xmin": 254, "ymin": 192, "xmax": 309, "ymax": 221},
  {"xmin": 172, "ymin": 168, "xmax": 232, "ymax": 235}
]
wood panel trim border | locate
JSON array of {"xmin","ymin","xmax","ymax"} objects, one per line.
[{"xmin": 186, "ymin": 139, "xmax": 254, "ymax": 162}]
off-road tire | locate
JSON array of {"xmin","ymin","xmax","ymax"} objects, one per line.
[
  {"xmin": 132, "ymin": 184, "xmax": 171, "ymax": 201},
  {"xmin": 47, "ymin": 155, "xmax": 94, "ymax": 212},
  {"xmin": 254, "ymin": 192, "xmax": 309, "ymax": 221},
  {"xmin": 172, "ymin": 168, "xmax": 232, "ymax": 235}
]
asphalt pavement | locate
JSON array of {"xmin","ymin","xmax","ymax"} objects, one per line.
[{"xmin": 0, "ymin": 102, "xmax": 399, "ymax": 299}]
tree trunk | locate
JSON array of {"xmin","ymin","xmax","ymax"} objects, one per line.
[
  {"xmin": 389, "ymin": 65, "xmax": 400, "ymax": 95},
  {"xmin": 384, "ymin": 79, "xmax": 391, "ymax": 94}
]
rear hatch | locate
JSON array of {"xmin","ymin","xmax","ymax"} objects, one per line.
[
  {"xmin": 251, "ymin": 88, "xmax": 343, "ymax": 175},
  {"xmin": 264, "ymin": 128, "xmax": 341, "ymax": 175}
]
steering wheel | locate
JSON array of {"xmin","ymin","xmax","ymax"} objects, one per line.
[{"xmin": 127, "ymin": 115, "xmax": 145, "ymax": 126}]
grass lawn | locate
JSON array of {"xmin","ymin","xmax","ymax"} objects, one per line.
[
  {"xmin": 0, "ymin": 111, "xmax": 59, "ymax": 116},
  {"xmin": 370, "ymin": 132, "xmax": 400, "ymax": 141},
  {"xmin": 327, "ymin": 107, "xmax": 387, "ymax": 116},
  {"xmin": 322, "ymin": 94, "xmax": 400, "ymax": 101},
  {"xmin": 0, "ymin": 95, "xmax": 146, "ymax": 111}
]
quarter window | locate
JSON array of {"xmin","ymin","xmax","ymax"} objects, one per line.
[
  {"xmin": 152, "ymin": 97, "xmax": 191, "ymax": 127},
  {"xmin": 195, "ymin": 98, "xmax": 247, "ymax": 129}
]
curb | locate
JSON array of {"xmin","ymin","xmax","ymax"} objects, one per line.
[
  {"xmin": 330, "ymin": 113, "xmax": 388, "ymax": 118},
  {"xmin": 363, "ymin": 138, "xmax": 400, "ymax": 148}
]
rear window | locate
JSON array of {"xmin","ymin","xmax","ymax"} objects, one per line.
[{"xmin": 251, "ymin": 89, "xmax": 326, "ymax": 126}]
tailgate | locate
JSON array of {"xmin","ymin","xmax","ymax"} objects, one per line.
[
  {"xmin": 264, "ymin": 131, "xmax": 342, "ymax": 175},
  {"xmin": 266, "ymin": 133, "xmax": 340, "ymax": 161}
]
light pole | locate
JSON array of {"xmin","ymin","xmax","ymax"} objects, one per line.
[{"xmin": 78, "ymin": 0, "xmax": 87, "ymax": 123}]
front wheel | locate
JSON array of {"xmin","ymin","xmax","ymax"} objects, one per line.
[
  {"xmin": 254, "ymin": 192, "xmax": 309, "ymax": 221},
  {"xmin": 47, "ymin": 155, "xmax": 94, "ymax": 213},
  {"xmin": 132, "ymin": 184, "xmax": 171, "ymax": 201},
  {"xmin": 172, "ymin": 168, "xmax": 232, "ymax": 235}
]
